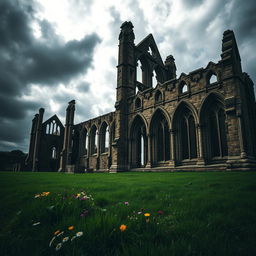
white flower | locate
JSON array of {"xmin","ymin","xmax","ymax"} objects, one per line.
[
  {"xmin": 57, "ymin": 231, "xmax": 64, "ymax": 237},
  {"xmin": 32, "ymin": 222, "xmax": 40, "ymax": 226},
  {"xmin": 49, "ymin": 236, "xmax": 56, "ymax": 247},
  {"xmin": 76, "ymin": 231, "xmax": 83, "ymax": 237},
  {"xmin": 55, "ymin": 243, "xmax": 62, "ymax": 251},
  {"xmin": 62, "ymin": 236, "xmax": 69, "ymax": 243},
  {"xmin": 71, "ymin": 235, "xmax": 77, "ymax": 242}
]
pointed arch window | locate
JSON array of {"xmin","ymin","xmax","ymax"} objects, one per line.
[
  {"xmin": 174, "ymin": 105, "xmax": 197, "ymax": 162},
  {"xmin": 100, "ymin": 123, "xmax": 109, "ymax": 153},
  {"xmin": 135, "ymin": 98, "xmax": 142, "ymax": 109},
  {"xmin": 130, "ymin": 116, "xmax": 147, "ymax": 168},
  {"xmin": 152, "ymin": 70, "xmax": 158, "ymax": 88},
  {"xmin": 200, "ymin": 95, "xmax": 228, "ymax": 161},
  {"xmin": 155, "ymin": 90, "xmax": 162, "ymax": 103},
  {"xmin": 209, "ymin": 73, "xmax": 218, "ymax": 84},
  {"xmin": 90, "ymin": 126, "xmax": 98, "ymax": 155},
  {"xmin": 137, "ymin": 60, "xmax": 143, "ymax": 83}
]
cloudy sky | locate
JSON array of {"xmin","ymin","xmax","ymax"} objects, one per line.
[{"xmin": 0, "ymin": 0, "xmax": 255, "ymax": 152}]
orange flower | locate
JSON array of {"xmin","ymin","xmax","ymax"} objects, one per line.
[
  {"xmin": 54, "ymin": 230, "xmax": 61, "ymax": 235},
  {"xmin": 119, "ymin": 224, "xmax": 127, "ymax": 232},
  {"xmin": 68, "ymin": 226, "xmax": 74, "ymax": 230},
  {"xmin": 144, "ymin": 213, "xmax": 150, "ymax": 217}
]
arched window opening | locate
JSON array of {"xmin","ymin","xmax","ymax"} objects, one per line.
[
  {"xmin": 209, "ymin": 74, "xmax": 217, "ymax": 84},
  {"xmin": 150, "ymin": 110, "xmax": 170, "ymax": 164},
  {"xmin": 84, "ymin": 129, "xmax": 88, "ymax": 156},
  {"xmin": 155, "ymin": 90, "xmax": 162, "ymax": 103},
  {"xmin": 51, "ymin": 147, "xmax": 57, "ymax": 159},
  {"xmin": 173, "ymin": 105, "xmax": 197, "ymax": 162},
  {"xmin": 181, "ymin": 84, "xmax": 188, "ymax": 93},
  {"xmin": 152, "ymin": 70, "xmax": 158, "ymax": 88},
  {"xmin": 46, "ymin": 124, "xmax": 50, "ymax": 134},
  {"xmin": 201, "ymin": 95, "xmax": 228, "ymax": 161},
  {"xmin": 137, "ymin": 60, "xmax": 143, "ymax": 83},
  {"xmin": 100, "ymin": 123, "xmax": 109, "ymax": 153},
  {"xmin": 135, "ymin": 86, "xmax": 139, "ymax": 94},
  {"xmin": 90, "ymin": 126, "xmax": 98, "ymax": 155},
  {"xmin": 135, "ymin": 98, "xmax": 142, "ymax": 109},
  {"xmin": 130, "ymin": 116, "xmax": 147, "ymax": 168},
  {"xmin": 56, "ymin": 126, "xmax": 60, "ymax": 135}
]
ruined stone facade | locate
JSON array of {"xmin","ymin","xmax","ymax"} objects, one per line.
[{"xmin": 26, "ymin": 21, "xmax": 256, "ymax": 172}]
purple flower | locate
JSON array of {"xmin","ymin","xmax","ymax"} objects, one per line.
[{"xmin": 124, "ymin": 201, "xmax": 129, "ymax": 205}]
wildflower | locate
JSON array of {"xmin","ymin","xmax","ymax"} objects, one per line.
[
  {"xmin": 144, "ymin": 213, "xmax": 150, "ymax": 217},
  {"xmin": 62, "ymin": 237, "xmax": 69, "ymax": 243},
  {"xmin": 124, "ymin": 201, "xmax": 129, "ymax": 205},
  {"xmin": 76, "ymin": 231, "xmax": 83, "ymax": 237},
  {"xmin": 49, "ymin": 236, "xmax": 56, "ymax": 247},
  {"xmin": 71, "ymin": 236, "xmax": 77, "ymax": 242},
  {"xmin": 157, "ymin": 210, "xmax": 164, "ymax": 215},
  {"xmin": 57, "ymin": 231, "xmax": 64, "ymax": 237},
  {"xmin": 32, "ymin": 222, "xmax": 40, "ymax": 226},
  {"xmin": 68, "ymin": 226, "xmax": 74, "ymax": 230},
  {"xmin": 119, "ymin": 224, "xmax": 127, "ymax": 232},
  {"xmin": 55, "ymin": 243, "xmax": 62, "ymax": 251},
  {"xmin": 76, "ymin": 193, "xmax": 81, "ymax": 198},
  {"xmin": 54, "ymin": 230, "xmax": 60, "ymax": 236},
  {"xmin": 42, "ymin": 192, "xmax": 50, "ymax": 196},
  {"xmin": 34, "ymin": 194, "xmax": 40, "ymax": 198},
  {"xmin": 137, "ymin": 211, "xmax": 142, "ymax": 215}
]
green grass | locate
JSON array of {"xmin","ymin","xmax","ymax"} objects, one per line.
[{"xmin": 0, "ymin": 171, "xmax": 256, "ymax": 256}]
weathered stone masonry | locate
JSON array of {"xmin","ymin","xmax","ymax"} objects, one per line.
[{"xmin": 26, "ymin": 22, "xmax": 256, "ymax": 172}]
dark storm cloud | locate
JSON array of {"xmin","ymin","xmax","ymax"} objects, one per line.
[{"xmin": 0, "ymin": 0, "xmax": 100, "ymax": 151}]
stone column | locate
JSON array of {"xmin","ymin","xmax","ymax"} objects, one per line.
[
  {"xmin": 196, "ymin": 124, "xmax": 205, "ymax": 165},
  {"xmin": 146, "ymin": 134, "xmax": 152, "ymax": 168},
  {"xmin": 238, "ymin": 116, "xmax": 247, "ymax": 158},
  {"xmin": 59, "ymin": 100, "xmax": 75, "ymax": 172},
  {"xmin": 169, "ymin": 129, "xmax": 175, "ymax": 167},
  {"xmin": 32, "ymin": 108, "xmax": 44, "ymax": 171}
]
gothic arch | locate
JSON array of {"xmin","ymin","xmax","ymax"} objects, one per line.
[
  {"xmin": 99, "ymin": 121, "xmax": 110, "ymax": 154},
  {"xmin": 79, "ymin": 127, "xmax": 88, "ymax": 156},
  {"xmin": 149, "ymin": 107, "xmax": 171, "ymax": 133},
  {"xmin": 129, "ymin": 115, "xmax": 147, "ymax": 168},
  {"xmin": 199, "ymin": 93, "xmax": 228, "ymax": 162},
  {"xmin": 206, "ymin": 70, "xmax": 218, "ymax": 85},
  {"xmin": 89, "ymin": 125, "xmax": 98, "ymax": 155},
  {"xmin": 149, "ymin": 108, "xmax": 171, "ymax": 165},
  {"xmin": 172, "ymin": 101, "xmax": 198, "ymax": 163}
]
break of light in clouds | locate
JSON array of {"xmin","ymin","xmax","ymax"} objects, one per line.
[{"xmin": 0, "ymin": 0, "xmax": 256, "ymax": 152}]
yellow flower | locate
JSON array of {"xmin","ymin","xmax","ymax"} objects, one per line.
[
  {"xmin": 144, "ymin": 213, "xmax": 150, "ymax": 217},
  {"xmin": 54, "ymin": 230, "xmax": 61, "ymax": 235},
  {"xmin": 76, "ymin": 193, "xmax": 81, "ymax": 197},
  {"xmin": 119, "ymin": 224, "xmax": 127, "ymax": 232},
  {"xmin": 42, "ymin": 192, "xmax": 50, "ymax": 196},
  {"xmin": 68, "ymin": 225, "xmax": 74, "ymax": 230}
]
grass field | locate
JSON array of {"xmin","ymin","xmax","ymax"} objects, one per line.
[{"xmin": 0, "ymin": 171, "xmax": 256, "ymax": 256}]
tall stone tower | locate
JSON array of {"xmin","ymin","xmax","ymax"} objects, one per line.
[{"xmin": 110, "ymin": 21, "xmax": 136, "ymax": 172}]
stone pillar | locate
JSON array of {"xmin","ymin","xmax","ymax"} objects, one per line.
[
  {"xmin": 196, "ymin": 124, "xmax": 205, "ymax": 165},
  {"xmin": 25, "ymin": 114, "xmax": 38, "ymax": 168},
  {"xmin": 32, "ymin": 108, "xmax": 44, "ymax": 171},
  {"xmin": 238, "ymin": 116, "xmax": 247, "ymax": 158},
  {"xmin": 59, "ymin": 100, "xmax": 75, "ymax": 172},
  {"xmin": 146, "ymin": 134, "xmax": 152, "ymax": 168},
  {"xmin": 170, "ymin": 129, "xmax": 175, "ymax": 167}
]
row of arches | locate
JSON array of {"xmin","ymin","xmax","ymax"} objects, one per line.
[
  {"xmin": 130, "ymin": 93, "xmax": 228, "ymax": 167},
  {"xmin": 79, "ymin": 122, "xmax": 111, "ymax": 157}
]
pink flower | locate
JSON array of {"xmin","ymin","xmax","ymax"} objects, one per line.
[
  {"xmin": 157, "ymin": 210, "xmax": 164, "ymax": 215},
  {"xmin": 124, "ymin": 202, "xmax": 129, "ymax": 205}
]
